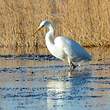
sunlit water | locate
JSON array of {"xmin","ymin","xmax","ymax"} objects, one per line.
[{"xmin": 0, "ymin": 47, "xmax": 110, "ymax": 110}]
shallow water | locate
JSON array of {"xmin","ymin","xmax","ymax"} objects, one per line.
[{"xmin": 0, "ymin": 47, "xmax": 110, "ymax": 110}]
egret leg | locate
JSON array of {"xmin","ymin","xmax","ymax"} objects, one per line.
[
  {"xmin": 70, "ymin": 61, "xmax": 77, "ymax": 70},
  {"xmin": 67, "ymin": 57, "xmax": 77, "ymax": 70}
]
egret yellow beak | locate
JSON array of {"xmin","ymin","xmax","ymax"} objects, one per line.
[{"xmin": 32, "ymin": 26, "xmax": 43, "ymax": 36}]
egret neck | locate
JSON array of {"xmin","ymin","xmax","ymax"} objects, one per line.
[{"xmin": 45, "ymin": 24, "xmax": 55, "ymax": 47}]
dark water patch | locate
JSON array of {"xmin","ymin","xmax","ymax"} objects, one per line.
[
  {"xmin": 0, "ymin": 54, "xmax": 58, "ymax": 61},
  {"xmin": 91, "ymin": 76, "xmax": 110, "ymax": 80},
  {"xmin": 0, "ymin": 87, "xmax": 47, "ymax": 99},
  {"xmin": 94, "ymin": 88, "xmax": 110, "ymax": 92},
  {"xmin": 0, "ymin": 67, "xmax": 28, "ymax": 73},
  {"xmin": 47, "ymin": 95, "xmax": 102, "ymax": 100},
  {"xmin": 93, "ymin": 80, "xmax": 110, "ymax": 85},
  {"xmin": 65, "ymin": 95, "xmax": 102, "ymax": 100},
  {"xmin": 91, "ymin": 64, "xmax": 110, "ymax": 66},
  {"xmin": 4, "ymin": 93, "xmax": 48, "ymax": 99},
  {"xmin": 90, "ymin": 64, "xmax": 110, "ymax": 71},
  {"xmin": 0, "ymin": 65, "xmax": 69, "ymax": 74},
  {"xmin": 15, "ymin": 54, "xmax": 58, "ymax": 61},
  {"xmin": 87, "ymin": 77, "xmax": 110, "ymax": 83}
]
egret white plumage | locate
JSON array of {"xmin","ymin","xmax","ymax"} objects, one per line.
[{"xmin": 33, "ymin": 20, "xmax": 92, "ymax": 69}]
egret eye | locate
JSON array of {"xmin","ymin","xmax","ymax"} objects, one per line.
[{"xmin": 42, "ymin": 24, "xmax": 45, "ymax": 27}]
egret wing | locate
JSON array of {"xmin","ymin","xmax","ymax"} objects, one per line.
[{"xmin": 55, "ymin": 36, "xmax": 91, "ymax": 62}]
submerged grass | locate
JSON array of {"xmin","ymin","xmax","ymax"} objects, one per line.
[{"xmin": 0, "ymin": 0, "xmax": 110, "ymax": 48}]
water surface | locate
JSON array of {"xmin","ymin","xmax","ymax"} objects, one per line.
[{"xmin": 0, "ymin": 47, "xmax": 110, "ymax": 110}]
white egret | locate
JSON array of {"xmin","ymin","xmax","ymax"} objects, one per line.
[{"xmin": 33, "ymin": 20, "xmax": 92, "ymax": 69}]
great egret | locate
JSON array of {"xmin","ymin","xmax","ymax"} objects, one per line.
[{"xmin": 33, "ymin": 20, "xmax": 92, "ymax": 69}]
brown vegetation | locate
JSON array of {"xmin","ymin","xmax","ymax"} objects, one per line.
[{"xmin": 0, "ymin": 0, "xmax": 110, "ymax": 49}]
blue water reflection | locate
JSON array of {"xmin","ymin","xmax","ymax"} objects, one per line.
[{"xmin": 0, "ymin": 63, "xmax": 110, "ymax": 110}]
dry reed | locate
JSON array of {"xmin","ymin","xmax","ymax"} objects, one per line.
[{"xmin": 0, "ymin": 0, "xmax": 110, "ymax": 49}]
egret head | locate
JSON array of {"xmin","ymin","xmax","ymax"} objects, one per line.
[
  {"xmin": 33, "ymin": 20, "xmax": 51, "ymax": 36},
  {"xmin": 39, "ymin": 20, "xmax": 50, "ymax": 28}
]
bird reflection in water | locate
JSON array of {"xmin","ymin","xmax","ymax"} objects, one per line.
[{"xmin": 47, "ymin": 68, "xmax": 92, "ymax": 110}]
